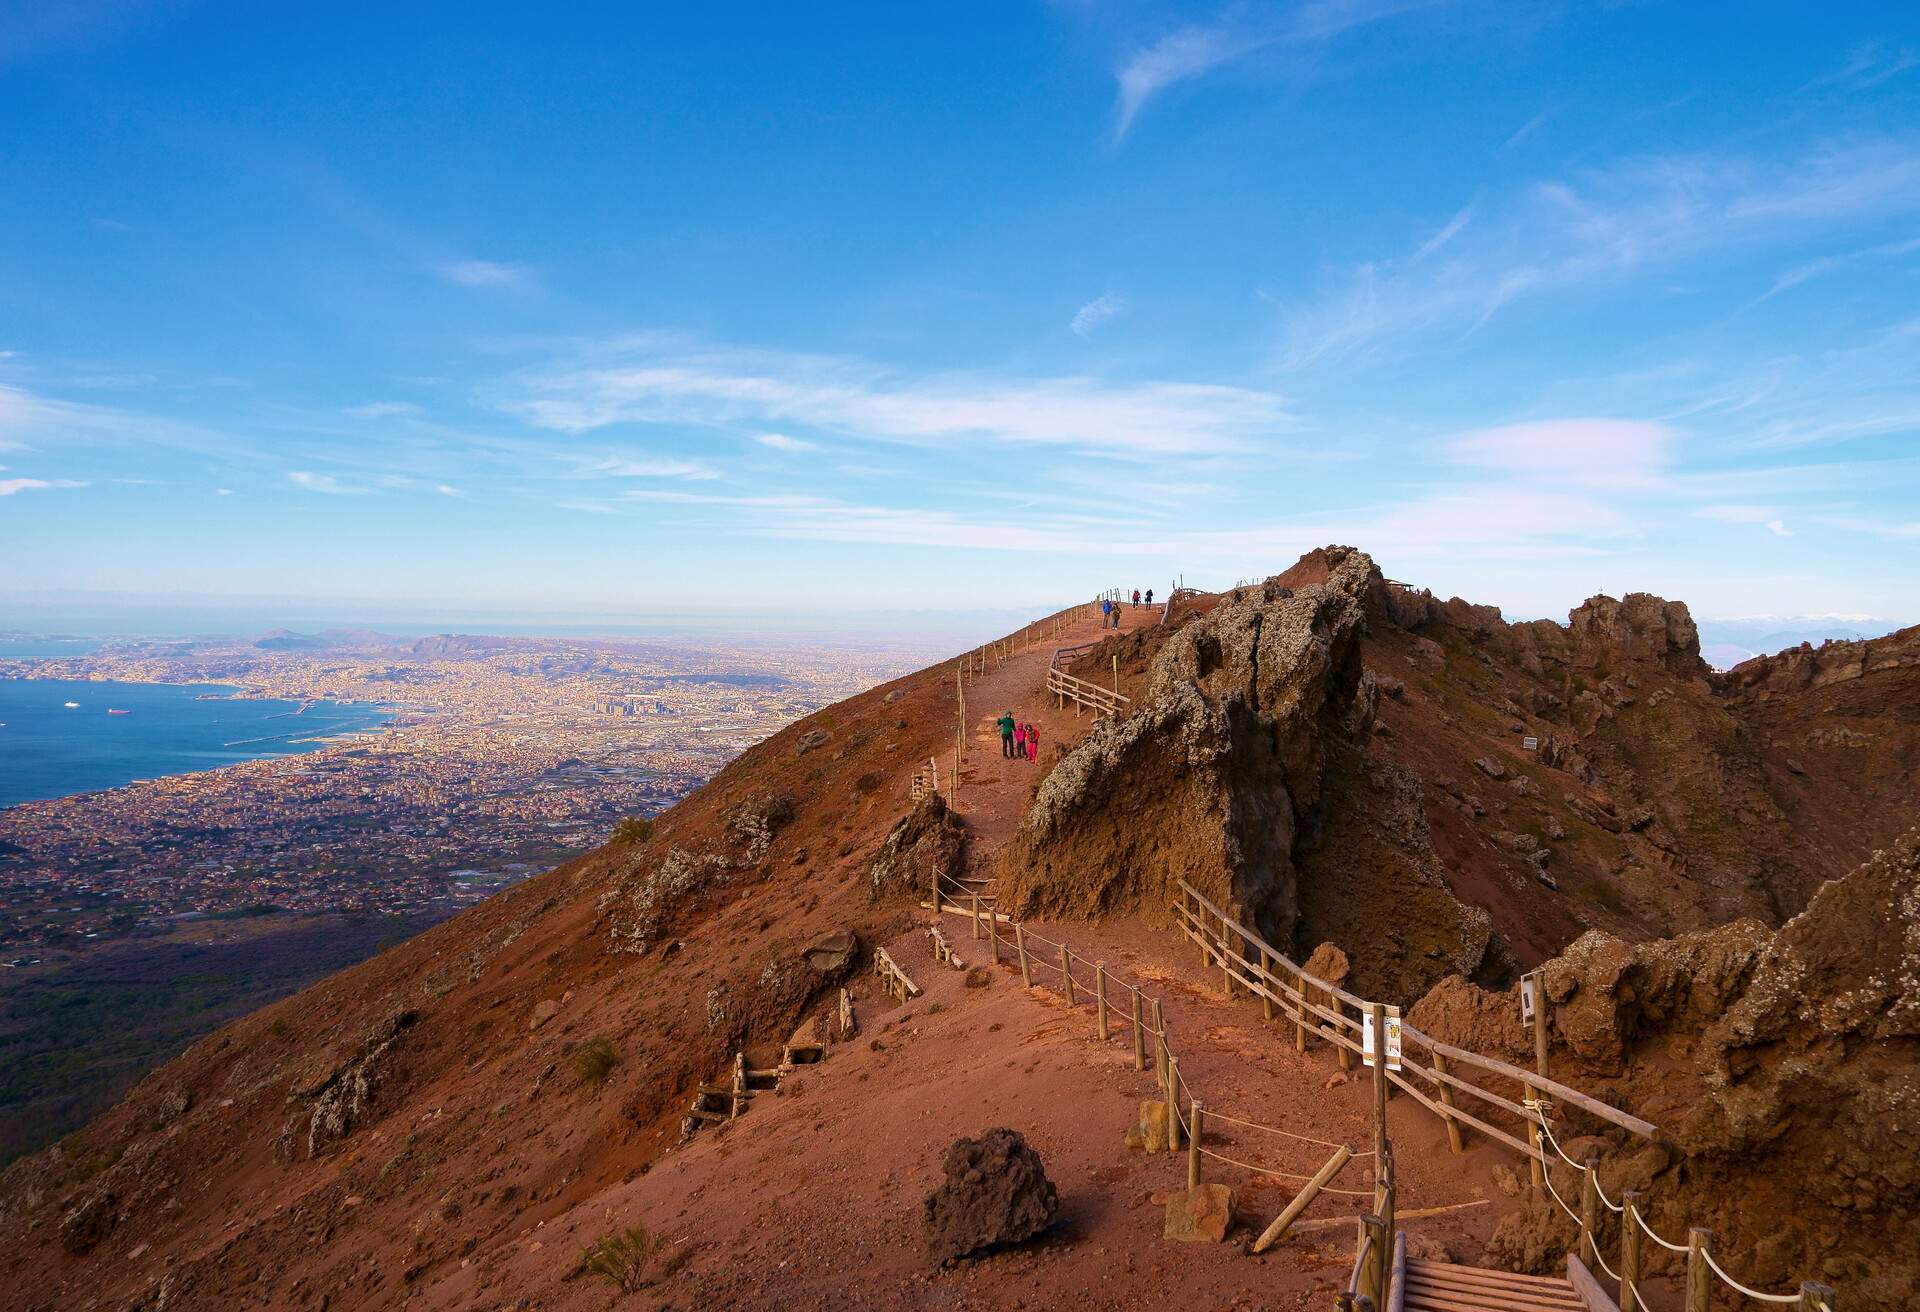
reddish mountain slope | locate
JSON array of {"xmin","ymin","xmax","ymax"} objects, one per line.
[{"xmin": 1, "ymin": 554, "xmax": 1912, "ymax": 1311}]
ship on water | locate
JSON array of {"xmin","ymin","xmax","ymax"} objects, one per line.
[
  {"xmin": 64, "ymin": 701, "xmax": 80, "ymax": 708},
  {"xmin": 107, "ymin": 708, "xmax": 132, "ymax": 716}
]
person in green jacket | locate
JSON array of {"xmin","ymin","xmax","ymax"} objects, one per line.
[{"xmin": 998, "ymin": 710, "xmax": 1016, "ymax": 758}]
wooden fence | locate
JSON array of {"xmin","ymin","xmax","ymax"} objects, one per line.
[
  {"xmin": 921, "ymin": 868, "xmax": 1395, "ymax": 1247},
  {"xmin": 908, "ymin": 756, "xmax": 939, "ymax": 803},
  {"xmin": 1046, "ymin": 639, "xmax": 1131, "ymax": 718},
  {"xmin": 1171, "ymin": 880, "xmax": 1839, "ymax": 1312}
]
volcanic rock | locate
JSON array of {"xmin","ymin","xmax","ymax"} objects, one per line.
[
  {"xmin": 870, "ymin": 792, "xmax": 967, "ymax": 903},
  {"xmin": 802, "ymin": 929, "xmax": 859, "ymax": 974},
  {"xmin": 1162, "ymin": 1183, "xmax": 1235, "ymax": 1242},
  {"xmin": 920, "ymin": 1128, "xmax": 1059, "ymax": 1265}
]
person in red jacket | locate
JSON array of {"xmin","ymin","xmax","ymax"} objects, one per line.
[{"xmin": 1024, "ymin": 722, "xmax": 1039, "ymax": 761}]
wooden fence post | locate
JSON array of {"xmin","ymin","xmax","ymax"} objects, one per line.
[
  {"xmin": 1014, "ymin": 923, "xmax": 1032, "ymax": 988},
  {"xmin": 930, "ymin": 868, "xmax": 941, "ymax": 916},
  {"xmin": 1095, "ymin": 964, "xmax": 1109, "ymax": 1041},
  {"xmin": 1131, "ymin": 985, "xmax": 1145, "ymax": 1070},
  {"xmin": 1798, "ymin": 1283, "xmax": 1836, "ymax": 1312},
  {"xmin": 1293, "ymin": 964, "xmax": 1309, "ymax": 1053},
  {"xmin": 1060, "ymin": 946, "xmax": 1075, "ymax": 1005},
  {"xmin": 1152, "ymin": 997, "xmax": 1167, "ymax": 1083},
  {"xmin": 1686, "ymin": 1228, "xmax": 1713, "ymax": 1312},
  {"xmin": 1260, "ymin": 946, "xmax": 1274, "ymax": 1022},
  {"xmin": 989, "ymin": 909, "xmax": 1001, "ymax": 966},
  {"xmin": 1166, "ymin": 1055, "xmax": 1182, "ymax": 1153},
  {"xmin": 1252, "ymin": 1144, "xmax": 1354, "ymax": 1253},
  {"xmin": 1528, "ymin": 968, "xmax": 1550, "ymax": 1189},
  {"xmin": 1621, "ymin": 1191, "xmax": 1643, "ymax": 1312},
  {"xmin": 1361, "ymin": 1213, "xmax": 1389, "ymax": 1308},
  {"xmin": 1580, "ymin": 1156, "xmax": 1599, "ymax": 1268},
  {"xmin": 1220, "ymin": 917, "xmax": 1234, "ymax": 997},
  {"xmin": 1431, "ymin": 1050, "xmax": 1466, "ymax": 1154},
  {"xmin": 1369, "ymin": 1002, "xmax": 1389, "ymax": 1166},
  {"xmin": 1188, "ymin": 1102, "xmax": 1203, "ymax": 1189},
  {"xmin": 970, "ymin": 890, "xmax": 981, "ymax": 940}
]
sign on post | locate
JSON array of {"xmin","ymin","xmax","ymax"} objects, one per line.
[
  {"xmin": 1522, "ymin": 735, "xmax": 1539, "ymax": 751},
  {"xmin": 1520, "ymin": 973, "xmax": 1537, "ymax": 1026},
  {"xmin": 1362, "ymin": 1005, "xmax": 1403, "ymax": 1072}
]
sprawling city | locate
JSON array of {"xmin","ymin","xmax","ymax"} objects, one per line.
[{"xmin": 0, "ymin": 631, "xmax": 921, "ymax": 950}]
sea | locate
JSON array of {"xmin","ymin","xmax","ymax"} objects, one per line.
[{"xmin": 0, "ymin": 679, "xmax": 391, "ymax": 810}]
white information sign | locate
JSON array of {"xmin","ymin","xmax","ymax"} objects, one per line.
[
  {"xmin": 1520, "ymin": 973, "xmax": 1538, "ymax": 1025},
  {"xmin": 1362, "ymin": 1005, "xmax": 1403, "ymax": 1072},
  {"xmin": 1522, "ymin": 735, "xmax": 1539, "ymax": 751}
]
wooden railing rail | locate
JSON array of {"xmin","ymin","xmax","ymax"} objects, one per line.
[{"xmin": 1174, "ymin": 877, "xmax": 1838, "ymax": 1311}]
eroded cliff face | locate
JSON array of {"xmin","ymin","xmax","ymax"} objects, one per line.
[
  {"xmin": 1408, "ymin": 830, "xmax": 1920, "ymax": 1311},
  {"xmin": 998, "ymin": 548, "xmax": 1496, "ymax": 999},
  {"xmin": 997, "ymin": 548, "xmax": 1374, "ymax": 944}
]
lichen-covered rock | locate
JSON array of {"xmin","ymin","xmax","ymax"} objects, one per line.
[
  {"xmin": 1163, "ymin": 1183, "xmax": 1235, "ymax": 1242},
  {"xmin": 920, "ymin": 1128, "xmax": 1058, "ymax": 1265},
  {"xmin": 869, "ymin": 792, "xmax": 966, "ymax": 902}
]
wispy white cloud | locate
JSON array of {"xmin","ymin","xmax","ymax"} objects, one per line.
[
  {"xmin": 586, "ymin": 455, "xmax": 721, "ymax": 480},
  {"xmin": 1114, "ymin": 24, "xmax": 1257, "ymax": 138},
  {"xmin": 755, "ymin": 432, "xmax": 816, "ymax": 453},
  {"xmin": 0, "ymin": 477, "xmax": 86, "ymax": 496},
  {"xmin": 1502, "ymin": 110, "xmax": 1552, "ymax": 150},
  {"xmin": 1800, "ymin": 41, "xmax": 1919, "ymax": 95},
  {"xmin": 1070, "ymin": 292, "xmax": 1128, "ymax": 337},
  {"xmin": 214, "ymin": 487, "xmax": 233, "ymax": 496},
  {"xmin": 346, "ymin": 401, "xmax": 426, "ymax": 419},
  {"xmin": 436, "ymin": 259, "xmax": 526, "ymax": 288},
  {"xmin": 287, "ymin": 470, "xmax": 362, "ymax": 495},
  {"xmin": 1277, "ymin": 135, "xmax": 1920, "ymax": 368},
  {"xmin": 497, "ymin": 338, "xmax": 1294, "ymax": 459},
  {"xmin": 1445, "ymin": 418, "xmax": 1675, "ymax": 490},
  {"xmin": 434, "ymin": 484, "xmax": 462, "ymax": 498}
]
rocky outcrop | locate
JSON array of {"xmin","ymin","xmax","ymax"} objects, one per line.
[
  {"xmin": 1411, "ymin": 830, "xmax": 1920, "ymax": 1309},
  {"xmin": 869, "ymin": 792, "xmax": 966, "ymax": 902},
  {"xmin": 920, "ymin": 1128, "xmax": 1059, "ymax": 1265},
  {"xmin": 999, "ymin": 547, "xmax": 1376, "ymax": 944},
  {"xmin": 1716, "ymin": 622, "xmax": 1920, "ymax": 699},
  {"xmin": 275, "ymin": 1009, "xmax": 418, "ymax": 1162}
]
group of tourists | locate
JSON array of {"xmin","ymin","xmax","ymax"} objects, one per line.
[
  {"xmin": 996, "ymin": 710, "xmax": 1039, "ymax": 761},
  {"xmin": 1100, "ymin": 587, "xmax": 1154, "ymax": 629}
]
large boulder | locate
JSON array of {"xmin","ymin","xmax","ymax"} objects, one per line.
[
  {"xmin": 870, "ymin": 793, "xmax": 966, "ymax": 903},
  {"xmin": 802, "ymin": 928, "xmax": 859, "ymax": 974},
  {"xmin": 920, "ymin": 1128, "xmax": 1059, "ymax": 1265}
]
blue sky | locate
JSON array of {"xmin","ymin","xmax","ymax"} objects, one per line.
[{"xmin": 2, "ymin": 1, "xmax": 1918, "ymax": 634}]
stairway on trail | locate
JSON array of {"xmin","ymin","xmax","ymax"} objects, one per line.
[
  {"xmin": 681, "ymin": 1042, "xmax": 827, "ymax": 1138},
  {"xmin": 1399, "ymin": 1258, "xmax": 1585, "ymax": 1312}
]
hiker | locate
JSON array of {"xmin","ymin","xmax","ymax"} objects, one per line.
[
  {"xmin": 998, "ymin": 710, "xmax": 1016, "ymax": 758},
  {"xmin": 1146, "ymin": 588, "xmax": 1154, "ymax": 606},
  {"xmin": 1101, "ymin": 597, "xmax": 1112, "ymax": 624},
  {"xmin": 1112, "ymin": 603, "xmax": 1122, "ymax": 629},
  {"xmin": 1132, "ymin": 589, "xmax": 1140, "ymax": 608},
  {"xmin": 1016, "ymin": 722, "xmax": 1031, "ymax": 761},
  {"xmin": 1024, "ymin": 722, "xmax": 1039, "ymax": 762}
]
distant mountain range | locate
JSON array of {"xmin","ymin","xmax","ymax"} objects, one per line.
[{"xmin": 1695, "ymin": 615, "xmax": 1910, "ymax": 670}]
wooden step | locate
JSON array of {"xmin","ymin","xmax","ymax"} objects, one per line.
[
  {"xmin": 698, "ymin": 1084, "xmax": 754, "ymax": 1100},
  {"xmin": 1401, "ymin": 1267, "xmax": 1585, "ymax": 1312},
  {"xmin": 684, "ymin": 1107, "xmax": 737, "ymax": 1124},
  {"xmin": 782, "ymin": 1044, "xmax": 825, "ymax": 1065}
]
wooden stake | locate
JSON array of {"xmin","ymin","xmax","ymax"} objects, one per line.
[
  {"xmin": 1798, "ymin": 1283, "xmax": 1836, "ymax": 1312},
  {"xmin": 1251, "ymin": 1145, "xmax": 1354, "ymax": 1253},
  {"xmin": 1431, "ymin": 1050, "xmax": 1466, "ymax": 1154},
  {"xmin": 930, "ymin": 868, "xmax": 941, "ymax": 916},
  {"xmin": 1188, "ymin": 1102, "xmax": 1203, "ymax": 1189},
  {"xmin": 1152, "ymin": 997, "xmax": 1167, "ymax": 1084},
  {"xmin": 989, "ymin": 910, "xmax": 1001, "ymax": 966},
  {"xmin": 1131, "ymin": 985, "xmax": 1145, "ymax": 1070},
  {"xmin": 1369, "ymin": 1003, "xmax": 1389, "ymax": 1167},
  {"xmin": 1014, "ymin": 923, "xmax": 1032, "ymax": 988},
  {"xmin": 970, "ymin": 890, "xmax": 980, "ymax": 940},
  {"xmin": 1260, "ymin": 947, "xmax": 1274, "ymax": 1022},
  {"xmin": 1293, "ymin": 964, "xmax": 1309, "ymax": 1053},
  {"xmin": 1621, "ymin": 1192, "xmax": 1643, "ymax": 1312},
  {"xmin": 1686, "ymin": 1229, "xmax": 1713, "ymax": 1312},
  {"xmin": 1166, "ymin": 1055, "xmax": 1182, "ymax": 1153},
  {"xmin": 1580, "ymin": 1155, "xmax": 1599, "ymax": 1268},
  {"xmin": 1060, "ymin": 945, "xmax": 1074, "ymax": 1006},
  {"xmin": 1529, "ymin": 968, "xmax": 1550, "ymax": 1188},
  {"xmin": 1095, "ymin": 964, "xmax": 1109, "ymax": 1041}
]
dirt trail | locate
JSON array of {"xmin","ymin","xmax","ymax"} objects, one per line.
[
  {"xmin": 948, "ymin": 600, "xmax": 1156, "ymax": 869},
  {"xmin": 443, "ymin": 910, "xmax": 1514, "ymax": 1310}
]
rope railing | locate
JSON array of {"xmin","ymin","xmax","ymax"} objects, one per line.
[
  {"xmin": 1175, "ymin": 879, "xmax": 1840, "ymax": 1311},
  {"xmin": 925, "ymin": 885, "xmax": 1383, "ymax": 1244}
]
